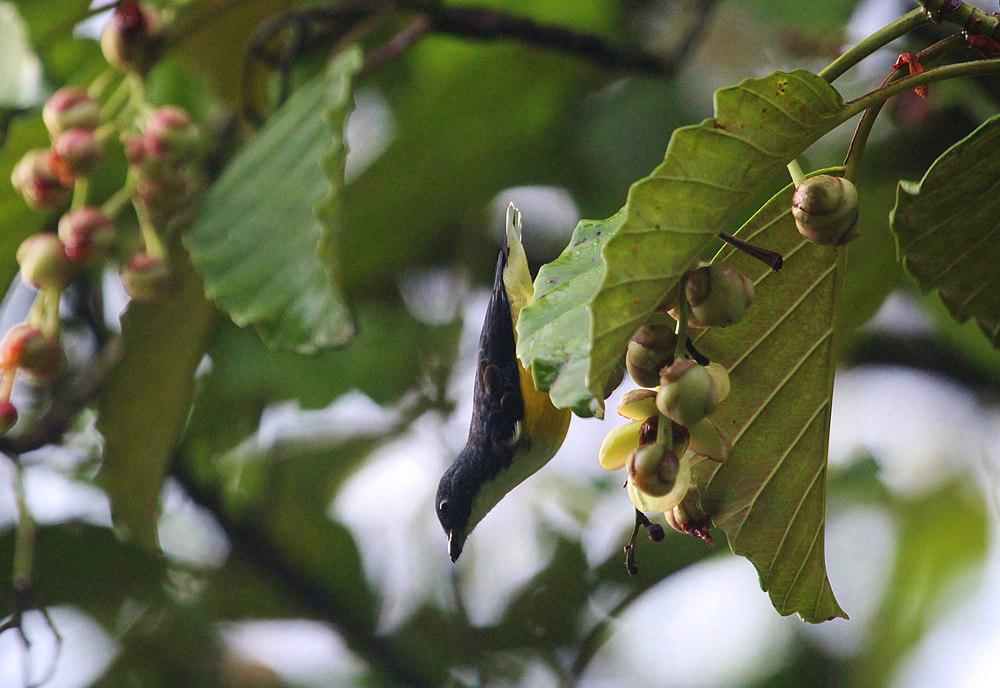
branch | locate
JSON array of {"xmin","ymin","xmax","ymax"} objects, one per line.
[
  {"xmin": 170, "ymin": 457, "xmax": 442, "ymax": 688},
  {"xmin": 919, "ymin": 0, "xmax": 1000, "ymax": 40}
]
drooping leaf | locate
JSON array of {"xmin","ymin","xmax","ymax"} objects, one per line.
[
  {"xmin": 97, "ymin": 253, "xmax": 218, "ymax": 548},
  {"xmin": 184, "ymin": 48, "xmax": 362, "ymax": 354},
  {"xmin": 518, "ymin": 70, "xmax": 847, "ymax": 416},
  {"xmin": 690, "ymin": 170, "xmax": 848, "ymax": 623},
  {"xmin": 889, "ymin": 114, "xmax": 1000, "ymax": 346}
]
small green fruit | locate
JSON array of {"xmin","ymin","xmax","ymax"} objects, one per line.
[
  {"xmin": 17, "ymin": 234, "xmax": 75, "ymax": 290},
  {"xmin": 792, "ymin": 174, "xmax": 859, "ymax": 246},
  {"xmin": 626, "ymin": 323, "xmax": 676, "ymax": 387},
  {"xmin": 627, "ymin": 450, "xmax": 691, "ymax": 512},
  {"xmin": 59, "ymin": 207, "xmax": 116, "ymax": 266},
  {"xmin": 51, "ymin": 129, "xmax": 103, "ymax": 181},
  {"xmin": 146, "ymin": 106, "xmax": 200, "ymax": 163},
  {"xmin": 685, "ymin": 264, "xmax": 754, "ymax": 327},
  {"xmin": 121, "ymin": 253, "xmax": 169, "ymax": 302},
  {"xmin": 0, "ymin": 324, "xmax": 63, "ymax": 380},
  {"xmin": 627, "ymin": 444, "xmax": 680, "ymax": 497},
  {"xmin": 656, "ymin": 359, "xmax": 719, "ymax": 427},
  {"xmin": 43, "ymin": 88, "xmax": 99, "ymax": 138},
  {"xmin": 11, "ymin": 150, "xmax": 71, "ymax": 211},
  {"xmin": 705, "ymin": 362, "xmax": 730, "ymax": 406},
  {"xmin": 100, "ymin": 1, "xmax": 163, "ymax": 73}
]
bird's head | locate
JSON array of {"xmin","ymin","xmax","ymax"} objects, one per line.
[{"xmin": 435, "ymin": 446, "xmax": 479, "ymax": 562}]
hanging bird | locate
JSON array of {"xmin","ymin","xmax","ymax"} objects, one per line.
[{"xmin": 436, "ymin": 205, "xmax": 571, "ymax": 562}]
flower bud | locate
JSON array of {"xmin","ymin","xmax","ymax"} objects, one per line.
[
  {"xmin": 121, "ymin": 253, "xmax": 169, "ymax": 302},
  {"xmin": 17, "ymin": 234, "xmax": 75, "ymax": 290},
  {"xmin": 598, "ymin": 420, "xmax": 642, "ymax": 471},
  {"xmin": 11, "ymin": 150, "xmax": 71, "ymax": 211},
  {"xmin": 688, "ymin": 418, "xmax": 731, "ymax": 463},
  {"xmin": 664, "ymin": 489, "xmax": 713, "ymax": 543},
  {"xmin": 136, "ymin": 170, "xmax": 193, "ymax": 222},
  {"xmin": 145, "ymin": 106, "xmax": 200, "ymax": 163},
  {"xmin": 656, "ymin": 359, "xmax": 720, "ymax": 427},
  {"xmin": 100, "ymin": 1, "xmax": 163, "ymax": 73},
  {"xmin": 50, "ymin": 128, "xmax": 104, "ymax": 182},
  {"xmin": 43, "ymin": 87, "xmax": 100, "ymax": 137},
  {"xmin": 627, "ymin": 449, "xmax": 691, "ymax": 512},
  {"xmin": 0, "ymin": 400, "xmax": 17, "ymax": 436},
  {"xmin": 705, "ymin": 362, "xmax": 730, "ymax": 406},
  {"xmin": 617, "ymin": 389, "xmax": 658, "ymax": 420},
  {"xmin": 59, "ymin": 207, "xmax": 116, "ymax": 265},
  {"xmin": 0, "ymin": 324, "xmax": 64, "ymax": 381},
  {"xmin": 685, "ymin": 264, "xmax": 754, "ymax": 327},
  {"xmin": 791, "ymin": 174, "xmax": 859, "ymax": 246},
  {"xmin": 626, "ymin": 323, "xmax": 677, "ymax": 387}
]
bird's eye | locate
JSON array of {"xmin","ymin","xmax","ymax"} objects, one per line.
[{"xmin": 438, "ymin": 499, "xmax": 450, "ymax": 514}]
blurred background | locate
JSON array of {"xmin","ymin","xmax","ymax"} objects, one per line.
[{"xmin": 0, "ymin": 0, "xmax": 998, "ymax": 686}]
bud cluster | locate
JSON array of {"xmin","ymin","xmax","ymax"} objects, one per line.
[{"xmin": 1, "ymin": 2, "xmax": 194, "ymax": 436}]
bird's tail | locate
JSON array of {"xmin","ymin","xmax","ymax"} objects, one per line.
[{"xmin": 501, "ymin": 203, "xmax": 533, "ymax": 324}]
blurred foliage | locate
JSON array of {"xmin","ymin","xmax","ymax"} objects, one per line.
[{"xmin": 0, "ymin": 0, "xmax": 998, "ymax": 687}]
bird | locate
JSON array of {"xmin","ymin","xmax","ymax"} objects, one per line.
[{"xmin": 435, "ymin": 205, "xmax": 571, "ymax": 562}]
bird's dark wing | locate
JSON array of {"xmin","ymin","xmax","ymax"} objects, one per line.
[{"xmin": 467, "ymin": 250, "xmax": 524, "ymax": 452}]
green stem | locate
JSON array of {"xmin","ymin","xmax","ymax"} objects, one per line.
[
  {"xmin": 918, "ymin": 1, "xmax": 1000, "ymax": 40},
  {"xmin": 843, "ymin": 58, "xmax": 1000, "ymax": 118},
  {"xmin": 673, "ymin": 279, "xmax": 689, "ymax": 361},
  {"xmin": 818, "ymin": 8, "xmax": 929, "ymax": 82},
  {"xmin": 43, "ymin": 287, "xmax": 62, "ymax": 338},
  {"xmin": 99, "ymin": 76, "xmax": 131, "ymax": 121},
  {"xmin": 787, "ymin": 159, "xmax": 807, "ymax": 186},
  {"xmin": 71, "ymin": 177, "xmax": 89, "ymax": 211},
  {"xmin": 11, "ymin": 461, "xmax": 35, "ymax": 594},
  {"xmin": 102, "ymin": 176, "xmax": 138, "ymax": 219},
  {"xmin": 135, "ymin": 202, "xmax": 167, "ymax": 259},
  {"xmin": 843, "ymin": 34, "xmax": 966, "ymax": 181}
]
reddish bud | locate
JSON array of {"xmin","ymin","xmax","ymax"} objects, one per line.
[
  {"xmin": 10, "ymin": 150, "xmax": 72, "ymax": 211},
  {"xmin": 59, "ymin": 207, "xmax": 117, "ymax": 265},
  {"xmin": 43, "ymin": 87, "xmax": 100, "ymax": 137},
  {"xmin": 100, "ymin": 1, "xmax": 163, "ymax": 73},
  {"xmin": 893, "ymin": 52, "xmax": 929, "ymax": 99},
  {"xmin": 50, "ymin": 128, "xmax": 104, "ymax": 183},
  {"xmin": 121, "ymin": 253, "xmax": 169, "ymax": 302},
  {"xmin": 0, "ymin": 324, "xmax": 63, "ymax": 381},
  {"xmin": 145, "ymin": 106, "xmax": 200, "ymax": 163},
  {"xmin": 0, "ymin": 400, "xmax": 17, "ymax": 436},
  {"xmin": 17, "ymin": 234, "xmax": 75, "ymax": 290}
]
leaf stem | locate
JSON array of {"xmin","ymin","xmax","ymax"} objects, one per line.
[
  {"xmin": 818, "ymin": 8, "xmax": 929, "ymax": 83},
  {"xmin": 843, "ymin": 34, "xmax": 967, "ymax": 180},
  {"xmin": 843, "ymin": 58, "xmax": 1000, "ymax": 118},
  {"xmin": 673, "ymin": 279, "xmax": 689, "ymax": 361},
  {"xmin": 787, "ymin": 159, "xmax": 807, "ymax": 187},
  {"xmin": 10, "ymin": 460, "xmax": 35, "ymax": 595},
  {"xmin": 71, "ymin": 177, "xmax": 89, "ymax": 211}
]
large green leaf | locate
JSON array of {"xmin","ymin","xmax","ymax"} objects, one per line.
[
  {"xmin": 184, "ymin": 48, "xmax": 362, "ymax": 354},
  {"xmin": 97, "ymin": 254, "xmax": 218, "ymax": 548},
  {"xmin": 518, "ymin": 70, "xmax": 846, "ymax": 416},
  {"xmin": 889, "ymin": 115, "xmax": 1000, "ymax": 346},
  {"xmin": 690, "ymin": 171, "xmax": 847, "ymax": 623}
]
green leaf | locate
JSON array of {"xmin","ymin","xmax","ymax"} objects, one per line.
[
  {"xmin": 889, "ymin": 115, "xmax": 1000, "ymax": 346},
  {"xmin": 97, "ymin": 254, "xmax": 218, "ymax": 548},
  {"xmin": 184, "ymin": 48, "xmax": 362, "ymax": 354},
  {"xmin": 519, "ymin": 70, "xmax": 847, "ymax": 416},
  {"xmin": 690, "ymin": 170, "xmax": 848, "ymax": 623}
]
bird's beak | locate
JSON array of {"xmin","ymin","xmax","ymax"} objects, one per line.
[{"xmin": 448, "ymin": 528, "xmax": 467, "ymax": 562}]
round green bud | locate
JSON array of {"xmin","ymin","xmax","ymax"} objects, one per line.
[
  {"xmin": 17, "ymin": 234, "xmax": 75, "ymax": 290},
  {"xmin": 145, "ymin": 106, "xmax": 200, "ymax": 163},
  {"xmin": 11, "ymin": 150, "xmax": 71, "ymax": 211},
  {"xmin": 685, "ymin": 264, "xmax": 754, "ymax": 327},
  {"xmin": 43, "ymin": 88, "xmax": 100, "ymax": 138},
  {"xmin": 792, "ymin": 174, "xmax": 859, "ymax": 246},
  {"xmin": 0, "ymin": 400, "xmax": 18, "ymax": 436},
  {"xmin": 617, "ymin": 389, "xmax": 658, "ymax": 420},
  {"xmin": 100, "ymin": 2, "xmax": 163, "ymax": 73},
  {"xmin": 627, "ymin": 443, "xmax": 680, "ymax": 497},
  {"xmin": 0, "ymin": 324, "xmax": 64, "ymax": 381},
  {"xmin": 59, "ymin": 207, "xmax": 116, "ymax": 266},
  {"xmin": 51, "ymin": 128, "xmax": 103, "ymax": 181},
  {"xmin": 627, "ymin": 450, "xmax": 691, "ymax": 512},
  {"xmin": 598, "ymin": 420, "xmax": 642, "ymax": 471},
  {"xmin": 625, "ymin": 323, "xmax": 677, "ymax": 387},
  {"xmin": 121, "ymin": 253, "xmax": 169, "ymax": 302},
  {"xmin": 656, "ymin": 359, "xmax": 718, "ymax": 427}
]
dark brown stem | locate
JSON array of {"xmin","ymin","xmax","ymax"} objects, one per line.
[{"xmin": 717, "ymin": 231, "xmax": 784, "ymax": 271}]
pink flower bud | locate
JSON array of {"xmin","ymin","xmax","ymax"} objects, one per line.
[
  {"xmin": 100, "ymin": 1, "xmax": 163, "ymax": 73},
  {"xmin": 145, "ymin": 106, "xmax": 200, "ymax": 163},
  {"xmin": 10, "ymin": 150, "xmax": 72, "ymax": 211},
  {"xmin": 59, "ymin": 207, "xmax": 116, "ymax": 265},
  {"xmin": 0, "ymin": 324, "xmax": 63, "ymax": 381},
  {"xmin": 17, "ymin": 234, "xmax": 76, "ymax": 290},
  {"xmin": 0, "ymin": 400, "xmax": 17, "ymax": 436},
  {"xmin": 50, "ymin": 128, "xmax": 104, "ymax": 182},
  {"xmin": 43, "ymin": 87, "xmax": 100, "ymax": 137},
  {"xmin": 121, "ymin": 253, "xmax": 169, "ymax": 302}
]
